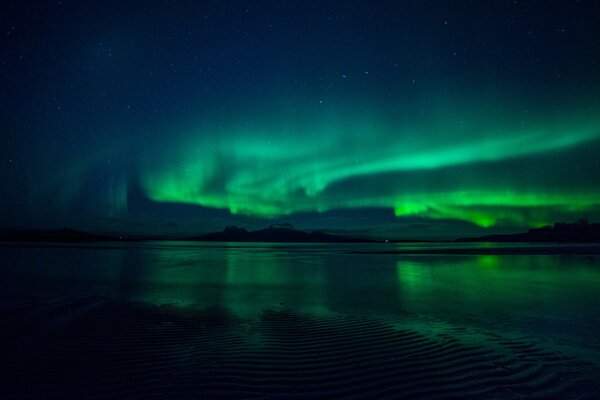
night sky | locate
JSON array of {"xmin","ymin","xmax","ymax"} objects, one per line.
[{"xmin": 2, "ymin": 1, "xmax": 600, "ymax": 239}]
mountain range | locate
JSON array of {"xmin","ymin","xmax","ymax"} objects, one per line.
[
  {"xmin": 3, "ymin": 220, "xmax": 600, "ymax": 243},
  {"xmin": 192, "ymin": 223, "xmax": 373, "ymax": 243}
]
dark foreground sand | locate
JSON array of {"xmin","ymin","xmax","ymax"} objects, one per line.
[{"xmin": 1, "ymin": 298, "xmax": 598, "ymax": 399}]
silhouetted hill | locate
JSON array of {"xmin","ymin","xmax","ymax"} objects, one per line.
[
  {"xmin": 193, "ymin": 224, "xmax": 374, "ymax": 243},
  {"xmin": 3, "ymin": 228, "xmax": 118, "ymax": 242},
  {"xmin": 457, "ymin": 220, "xmax": 600, "ymax": 243}
]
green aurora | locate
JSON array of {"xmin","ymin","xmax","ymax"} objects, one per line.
[
  {"xmin": 141, "ymin": 98, "xmax": 600, "ymax": 228},
  {"xmin": 4, "ymin": 1, "xmax": 600, "ymax": 236}
]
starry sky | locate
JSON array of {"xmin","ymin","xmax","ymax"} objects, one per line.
[{"xmin": 1, "ymin": 1, "xmax": 600, "ymax": 239}]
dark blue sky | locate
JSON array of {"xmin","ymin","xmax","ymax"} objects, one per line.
[{"xmin": 2, "ymin": 1, "xmax": 600, "ymax": 239}]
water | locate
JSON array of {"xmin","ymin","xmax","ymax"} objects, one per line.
[
  {"xmin": 1, "ymin": 242, "xmax": 600, "ymax": 398},
  {"xmin": 2, "ymin": 242, "xmax": 600, "ymax": 348}
]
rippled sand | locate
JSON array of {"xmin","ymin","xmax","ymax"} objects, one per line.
[
  {"xmin": 1, "ymin": 242, "xmax": 599, "ymax": 399},
  {"xmin": 1, "ymin": 299, "xmax": 597, "ymax": 399}
]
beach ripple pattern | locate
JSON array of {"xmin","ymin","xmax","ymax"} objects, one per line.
[{"xmin": 0, "ymin": 300, "xmax": 598, "ymax": 399}]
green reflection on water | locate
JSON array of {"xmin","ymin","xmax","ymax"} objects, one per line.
[
  {"xmin": 108, "ymin": 243, "xmax": 600, "ymax": 344},
  {"xmin": 126, "ymin": 245, "xmax": 330, "ymax": 316},
  {"xmin": 395, "ymin": 254, "xmax": 600, "ymax": 336},
  {"xmin": 223, "ymin": 249, "xmax": 329, "ymax": 315}
]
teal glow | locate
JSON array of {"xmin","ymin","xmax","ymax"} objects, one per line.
[{"xmin": 140, "ymin": 99, "xmax": 600, "ymax": 227}]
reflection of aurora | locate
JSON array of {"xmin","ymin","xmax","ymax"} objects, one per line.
[
  {"xmin": 125, "ymin": 245, "xmax": 330, "ymax": 315},
  {"xmin": 140, "ymin": 105, "xmax": 600, "ymax": 228},
  {"xmin": 394, "ymin": 255, "xmax": 600, "ymax": 327},
  {"xmin": 223, "ymin": 248, "xmax": 329, "ymax": 315},
  {"xmin": 117, "ymin": 245, "xmax": 600, "ymax": 337}
]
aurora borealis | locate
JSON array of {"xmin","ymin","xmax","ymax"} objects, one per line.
[
  {"xmin": 2, "ymin": 1, "xmax": 600, "ymax": 238},
  {"xmin": 140, "ymin": 105, "xmax": 600, "ymax": 228}
]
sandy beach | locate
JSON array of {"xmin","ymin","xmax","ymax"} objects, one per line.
[{"xmin": 1, "ymin": 242, "xmax": 599, "ymax": 399}]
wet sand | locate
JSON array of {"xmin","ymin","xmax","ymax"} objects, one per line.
[
  {"xmin": 1, "ymin": 299, "xmax": 598, "ymax": 399},
  {"xmin": 1, "ymin": 242, "xmax": 599, "ymax": 399}
]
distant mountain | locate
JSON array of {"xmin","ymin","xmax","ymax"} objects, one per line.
[
  {"xmin": 3, "ymin": 228, "xmax": 118, "ymax": 242},
  {"xmin": 457, "ymin": 220, "xmax": 600, "ymax": 243},
  {"xmin": 193, "ymin": 224, "xmax": 374, "ymax": 243}
]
